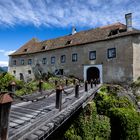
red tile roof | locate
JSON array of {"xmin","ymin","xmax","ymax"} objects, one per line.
[{"xmin": 10, "ymin": 22, "xmax": 140, "ymax": 56}]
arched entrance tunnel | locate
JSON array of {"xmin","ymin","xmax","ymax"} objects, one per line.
[
  {"xmin": 19, "ymin": 73, "xmax": 24, "ymax": 81},
  {"xmin": 87, "ymin": 67, "xmax": 100, "ymax": 83}
]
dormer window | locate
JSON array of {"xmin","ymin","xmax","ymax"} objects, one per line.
[
  {"xmin": 24, "ymin": 48, "xmax": 28, "ymax": 52},
  {"xmin": 109, "ymin": 28, "xmax": 127, "ymax": 36},
  {"xmin": 108, "ymin": 29, "xmax": 119, "ymax": 36},
  {"xmin": 41, "ymin": 45, "xmax": 47, "ymax": 50},
  {"xmin": 66, "ymin": 40, "xmax": 72, "ymax": 45},
  {"xmin": 119, "ymin": 28, "xmax": 127, "ymax": 33}
]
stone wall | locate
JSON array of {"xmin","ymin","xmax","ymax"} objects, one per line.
[
  {"xmin": 132, "ymin": 35, "xmax": 140, "ymax": 81},
  {"xmin": 9, "ymin": 35, "xmax": 134, "ymax": 83}
]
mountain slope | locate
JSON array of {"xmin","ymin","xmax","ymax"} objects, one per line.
[{"xmin": 0, "ymin": 66, "xmax": 8, "ymax": 73}]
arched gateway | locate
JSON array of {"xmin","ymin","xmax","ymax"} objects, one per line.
[
  {"xmin": 84, "ymin": 65, "xmax": 103, "ymax": 83},
  {"xmin": 87, "ymin": 67, "xmax": 100, "ymax": 83}
]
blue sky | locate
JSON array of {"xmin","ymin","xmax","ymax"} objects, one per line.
[{"xmin": 0, "ymin": 0, "xmax": 140, "ymax": 66}]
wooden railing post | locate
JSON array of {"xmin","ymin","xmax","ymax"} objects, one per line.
[
  {"xmin": 55, "ymin": 80, "xmax": 58, "ymax": 86},
  {"xmin": 94, "ymin": 79, "xmax": 97, "ymax": 87},
  {"xmin": 56, "ymin": 86, "xmax": 63, "ymax": 111},
  {"xmin": 39, "ymin": 80, "xmax": 43, "ymax": 93},
  {"xmin": 65, "ymin": 79, "xmax": 68, "ymax": 86},
  {"xmin": 90, "ymin": 79, "xmax": 93, "ymax": 89},
  {"xmin": 75, "ymin": 83, "xmax": 79, "ymax": 98},
  {"xmin": 0, "ymin": 93, "xmax": 13, "ymax": 140},
  {"xmin": 85, "ymin": 81, "xmax": 88, "ymax": 92},
  {"xmin": 73, "ymin": 79, "xmax": 76, "ymax": 85}
]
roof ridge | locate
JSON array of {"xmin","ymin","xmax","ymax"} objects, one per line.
[
  {"xmin": 10, "ymin": 22, "xmax": 140, "ymax": 56},
  {"xmin": 100, "ymin": 22, "xmax": 126, "ymax": 29},
  {"xmin": 40, "ymin": 22, "xmax": 126, "ymax": 43}
]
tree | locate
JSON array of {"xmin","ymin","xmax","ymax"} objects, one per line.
[{"xmin": 0, "ymin": 73, "xmax": 16, "ymax": 91}]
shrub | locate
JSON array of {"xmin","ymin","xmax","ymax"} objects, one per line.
[
  {"xmin": 0, "ymin": 73, "xmax": 16, "ymax": 91},
  {"xmin": 15, "ymin": 81, "xmax": 38, "ymax": 96},
  {"xmin": 42, "ymin": 82, "xmax": 54, "ymax": 90},
  {"xmin": 95, "ymin": 92, "xmax": 135, "ymax": 115},
  {"xmin": 64, "ymin": 102, "xmax": 111, "ymax": 140},
  {"xmin": 108, "ymin": 108, "xmax": 140, "ymax": 140}
]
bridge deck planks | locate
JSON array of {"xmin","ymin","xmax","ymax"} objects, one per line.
[{"xmin": 9, "ymin": 85, "xmax": 101, "ymax": 140}]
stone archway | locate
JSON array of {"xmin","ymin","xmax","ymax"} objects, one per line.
[
  {"xmin": 87, "ymin": 67, "xmax": 100, "ymax": 83},
  {"xmin": 20, "ymin": 73, "xmax": 24, "ymax": 81}
]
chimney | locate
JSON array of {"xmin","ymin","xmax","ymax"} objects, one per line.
[
  {"xmin": 125, "ymin": 13, "xmax": 132, "ymax": 31},
  {"xmin": 72, "ymin": 26, "xmax": 77, "ymax": 35}
]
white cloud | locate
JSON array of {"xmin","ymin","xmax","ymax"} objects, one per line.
[
  {"xmin": 0, "ymin": 50, "xmax": 5, "ymax": 53},
  {"xmin": 3, "ymin": 50, "xmax": 15, "ymax": 56},
  {"xmin": 86, "ymin": 0, "xmax": 101, "ymax": 6},
  {"xmin": 0, "ymin": 49, "xmax": 15, "ymax": 56},
  {"xmin": 0, "ymin": 0, "xmax": 139, "ymax": 28},
  {"xmin": 0, "ymin": 50, "xmax": 15, "ymax": 67},
  {"xmin": 0, "ymin": 61, "xmax": 8, "ymax": 66}
]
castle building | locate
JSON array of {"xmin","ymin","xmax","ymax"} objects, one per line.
[{"xmin": 8, "ymin": 13, "xmax": 140, "ymax": 83}]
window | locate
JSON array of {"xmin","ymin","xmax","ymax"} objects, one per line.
[
  {"xmin": 89, "ymin": 51, "xmax": 96, "ymax": 60},
  {"xmin": 41, "ymin": 45, "xmax": 47, "ymax": 50},
  {"xmin": 107, "ymin": 48, "xmax": 116, "ymax": 59},
  {"xmin": 55, "ymin": 69, "xmax": 63, "ymax": 75},
  {"xmin": 108, "ymin": 29, "xmax": 119, "ymax": 36},
  {"xmin": 72, "ymin": 53, "xmax": 78, "ymax": 62},
  {"xmin": 21, "ymin": 59, "xmax": 24, "ymax": 65},
  {"xmin": 24, "ymin": 48, "xmax": 28, "ymax": 52},
  {"xmin": 66, "ymin": 40, "xmax": 72, "ymax": 45},
  {"xmin": 13, "ymin": 70, "xmax": 16, "ymax": 74},
  {"xmin": 13, "ymin": 60, "xmax": 16, "ymax": 66},
  {"xmin": 28, "ymin": 70, "xmax": 31, "ymax": 74},
  {"xmin": 42, "ymin": 58, "xmax": 47, "ymax": 64},
  {"xmin": 28, "ymin": 59, "xmax": 32, "ymax": 65},
  {"xmin": 61, "ymin": 55, "xmax": 66, "ymax": 63},
  {"xmin": 51, "ymin": 56, "xmax": 55, "ymax": 64}
]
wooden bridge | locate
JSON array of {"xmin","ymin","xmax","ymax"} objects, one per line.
[{"xmin": 0, "ymin": 82, "xmax": 101, "ymax": 140}]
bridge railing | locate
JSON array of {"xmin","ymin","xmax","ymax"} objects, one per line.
[{"xmin": 0, "ymin": 79, "xmax": 99, "ymax": 140}]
